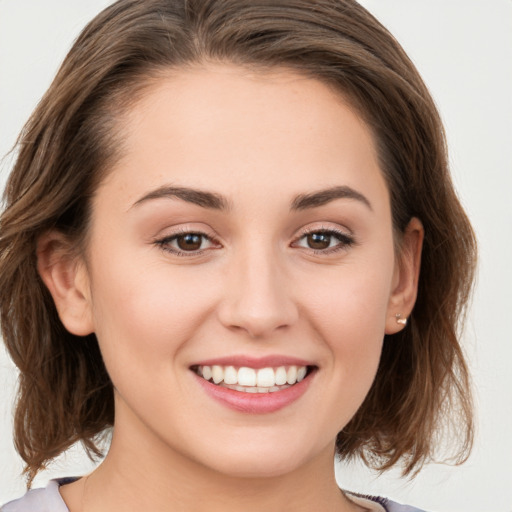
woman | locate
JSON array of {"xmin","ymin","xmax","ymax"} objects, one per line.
[{"xmin": 0, "ymin": 1, "xmax": 476, "ymax": 511}]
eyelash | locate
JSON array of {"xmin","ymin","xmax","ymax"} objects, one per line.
[
  {"xmin": 154, "ymin": 227, "xmax": 355, "ymax": 257},
  {"xmin": 292, "ymin": 227, "xmax": 355, "ymax": 255},
  {"xmin": 154, "ymin": 228, "xmax": 219, "ymax": 257}
]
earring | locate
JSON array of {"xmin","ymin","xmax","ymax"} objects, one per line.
[{"xmin": 395, "ymin": 313, "xmax": 407, "ymax": 326}]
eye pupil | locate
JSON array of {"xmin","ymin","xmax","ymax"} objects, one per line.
[
  {"xmin": 177, "ymin": 233, "xmax": 203, "ymax": 251},
  {"xmin": 307, "ymin": 233, "xmax": 330, "ymax": 249}
]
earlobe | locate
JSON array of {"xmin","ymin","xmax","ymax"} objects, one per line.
[
  {"xmin": 37, "ymin": 231, "xmax": 94, "ymax": 336},
  {"xmin": 385, "ymin": 217, "xmax": 424, "ymax": 335}
]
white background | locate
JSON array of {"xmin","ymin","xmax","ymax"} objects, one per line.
[{"xmin": 1, "ymin": 1, "xmax": 511, "ymax": 510}]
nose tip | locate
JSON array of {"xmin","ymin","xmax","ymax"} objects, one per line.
[
  {"xmin": 216, "ymin": 258, "xmax": 298, "ymax": 339},
  {"xmin": 221, "ymin": 297, "xmax": 297, "ymax": 338}
]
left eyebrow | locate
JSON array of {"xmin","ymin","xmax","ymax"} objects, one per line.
[
  {"xmin": 290, "ymin": 186, "xmax": 372, "ymax": 211},
  {"xmin": 131, "ymin": 186, "xmax": 231, "ymax": 211}
]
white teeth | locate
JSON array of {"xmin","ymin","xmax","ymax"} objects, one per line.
[
  {"xmin": 202, "ymin": 365, "xmax": 212, "ymax": 381},
  {"xmin": 297, "ymin": 366, "xmax": 307, "ymax": 382},
  {"xmin": 238, "ymin": 367, "xmax": 257, "ymax": 387},
  {"xmin": 221, "ymin": 382, "xmax": 291, "ymax": 393},
  {"xmin": 223, "ymin": 366, "xmax": 238, "ymax": 385},
  {"xmin": 197, "ymin": 364, "xmax": 310, "ymax": 392},
  {"xmin": 212, "ymin": 365, "xmax": 223, "ymax": 384},
  {"xmin": 275, "ymin": 366, "xmax": 287, "ymax": 386},
  {"xmin": 256, "ymin": 367, "xmax": 275, "ymax": 387},
  {"xmin": 286, "ymin": 366, "xmax": 298, "ymax": 385}
]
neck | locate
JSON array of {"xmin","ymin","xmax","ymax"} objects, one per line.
[
  {"xmin": 61, "ymin": 407, "xmax": 363, "ymax": 512},
  {"xmin": 84, "ymin": 440, "xmax": 352, "ymax": 512}
]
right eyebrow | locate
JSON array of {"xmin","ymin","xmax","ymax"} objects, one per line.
[
  {"xmin": 131, "ymin": 186, "xmax": 231, "ymax": 211},
  {"xmin": 290, "ymin": 185, "xmax": 372, "ymax": 211}
]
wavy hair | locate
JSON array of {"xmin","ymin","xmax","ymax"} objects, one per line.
[{"xmin": 0, "ymin": 0, "xmax": 476, "ymax": 484}]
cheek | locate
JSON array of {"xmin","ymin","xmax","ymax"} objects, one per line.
[
  {"xmin": 304, "ymin": 288, "xmax": 387, "ymax": 432},
  {"xmin": 299, "ymin": 250, "xmax": 395, "ymax": 407},
  {"xmin": 316, "ymin": 283, "xmax": 386, "ymax": 375},
  {"xmin": 86, "ymin": 247, "xmax": 220, "ymax": 377},
  {"xmin": 304, "ymin": 255, "xmax": 394, "ymax": 345}
]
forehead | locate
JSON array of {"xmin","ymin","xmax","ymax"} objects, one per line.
[{"xmin": 98, "ymin": 64, "xmax": 388, "ymax": 212}]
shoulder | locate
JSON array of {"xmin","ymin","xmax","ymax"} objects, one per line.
[
  {"xmin": 1, "ymin": 478, "xmax": 75, "ymax": 512},
  {"xmin": 347, "ymin": 492, "xmax": 429, "ymax": 512},
  {"xmin": 381, "ymin": 499, "xmax": 429, "ymax": 512}
]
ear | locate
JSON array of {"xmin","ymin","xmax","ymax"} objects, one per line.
[
  {"xmin": 37, "ymin": 231, "xmax": 94, "ymax": 336},
  {"xmin": 385, "ymin": 217, "xmax": 424, "ymax": 335}
]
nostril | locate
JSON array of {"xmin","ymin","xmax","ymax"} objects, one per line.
[{"xmin": 215, "ymin": 266, "xmax": 299, "ymax": 337}]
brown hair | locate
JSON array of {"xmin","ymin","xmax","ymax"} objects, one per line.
[{"xmin": 0, "ymin": 0, "xmax": 476, "ymax": 484}]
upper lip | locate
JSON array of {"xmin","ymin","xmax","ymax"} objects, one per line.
[{"xmin": 190, "ymin": 355, "xmax": 315, "ymax": 369}]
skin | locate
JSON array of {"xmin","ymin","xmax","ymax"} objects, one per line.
[{"xmin": 38, "ymin": 64, "xmax": 423, "ymax": 512}]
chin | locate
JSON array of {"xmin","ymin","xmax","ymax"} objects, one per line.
[
  {"xmin": 211, "ymin": 454, "xmax": 306, "ymax": 480},
  {"xmin": 189, "ymin": 433, "xmax": 324, "ymax": 480}
]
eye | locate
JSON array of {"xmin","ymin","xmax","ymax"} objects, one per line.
[
  {"xmin": 155, "ymin": 231, "xmax": 219, "ymax": 256},
  {"xmin": 293, "ymin": 229, "xmax": 354, "ymax": 253}
]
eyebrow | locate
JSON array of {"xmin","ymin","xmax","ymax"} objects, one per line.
[
  {"xmin": 132, "ymin": 186, "xmax": 231, "ymax": 211},
  {"xmin": 132, "ymin": 184, "xmax": 372, "ymax": 212},
  {"xmin": 291, "ymin": 186, "xmax": 372, "ymax": 211}
]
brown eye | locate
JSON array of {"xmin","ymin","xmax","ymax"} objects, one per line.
[
  {"xmin": 293, "ymin": 229, "xmax": 354, "ymax": 253},
  {"xmin": 176, "ymin": 233, "xmax": 203, "ymax": 251},
  {"xmin": 306, "ymin": 232, "xmax": 332, "ymax": 250},
  {"xmin": 156, "ymin": 231, "xmax": 218, "ymax": 256}
]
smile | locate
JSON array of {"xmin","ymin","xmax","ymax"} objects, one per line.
[{"xmin": 194, "ymin": 365, "xmax": 309, "ymax": 393}]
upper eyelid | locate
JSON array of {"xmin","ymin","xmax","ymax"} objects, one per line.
[
  {"xmin": 154, "ymin": 225, "xmax": 219, "ymax": 241},
  {"xmin": 153, "ymin": 224, "xmax": 354, "ymax": 248},
  {"xmin": 154, "ymin": 225, "xmax": 353, "ymax": 240},
  {"xmin": 293, "ymin": 224, "xmax": 353, "ymax": 239},
  {"xmin": 299, "ymin": 226, "xmax": 347, "ymax": 234}
]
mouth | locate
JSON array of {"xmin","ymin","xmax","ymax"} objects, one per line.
[{"xmin": 191, "ymin": 364, "xmax": 316, "ymax": 394}]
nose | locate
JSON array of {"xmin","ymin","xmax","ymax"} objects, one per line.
[{"xmin": 217, "ymin": 245, "xmax": 299, "ymax": 339}]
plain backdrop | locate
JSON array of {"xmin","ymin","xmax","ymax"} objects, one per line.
[{"xmin": 1, "ymin": 1, "xmax": 511, "ymax": 511}]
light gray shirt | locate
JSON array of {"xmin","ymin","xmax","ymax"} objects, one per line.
[{"xmin": 1, "ymin": 478, "xmax": 427, "ymax": 512}]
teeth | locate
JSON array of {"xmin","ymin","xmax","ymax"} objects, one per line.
[
  {"xmin": 286, "ymin": 366, "xmax": 297, "ymax": 385},
  {"xmin": 197, "ymin": 364, "xmax": 310, "ymax": 392},
  {"xmin": 224, "ymin": 366, "xmax": 238, "ymax": 385},
  {"xmin": 297, "ymin": 366, "xmax": 307, "ymax": 382},
  {"xmin": 212, "ymin": 365, "xmax": 223, "ymax": 384},
  {"xmin": 202, "ymin": 365, "xmax": 212, "ymax": 381},
  {"xmin": 238, "ymin": 367, "xmax": 256, "ymax": 386},
  {"xmin": 256, "ymin": 367, "xmax": 275, "ymax": 387},
  {"xmin": 275, "ymin": 367, "xmax": 287, "ymax": 386}
]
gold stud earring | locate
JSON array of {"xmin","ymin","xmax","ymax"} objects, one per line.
[{"xmin": 395, "ymin": 313, "xmax": 407, "ymax": 326}]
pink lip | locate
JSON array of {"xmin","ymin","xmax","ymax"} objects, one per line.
[
  {"xmin": 193, "ymin": 368, "xmax": 316, "ymax": 414},
  {"xmin": 191, "ymin": 355, "xmax": 314, "ymax": 369}
]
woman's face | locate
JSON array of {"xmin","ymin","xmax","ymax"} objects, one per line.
[{"xmin": 56, "ymin": 64, "xmax": 417, "ymax": 478}]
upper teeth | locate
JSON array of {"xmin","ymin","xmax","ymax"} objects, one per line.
[{"xmin": 198, "ymin": 365, "xmax": 308, "ymax": 388}]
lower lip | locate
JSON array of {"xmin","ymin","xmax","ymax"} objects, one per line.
[{"xmin": 194, "ymin": 371, "xmax": 314, "ymax": 414}]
